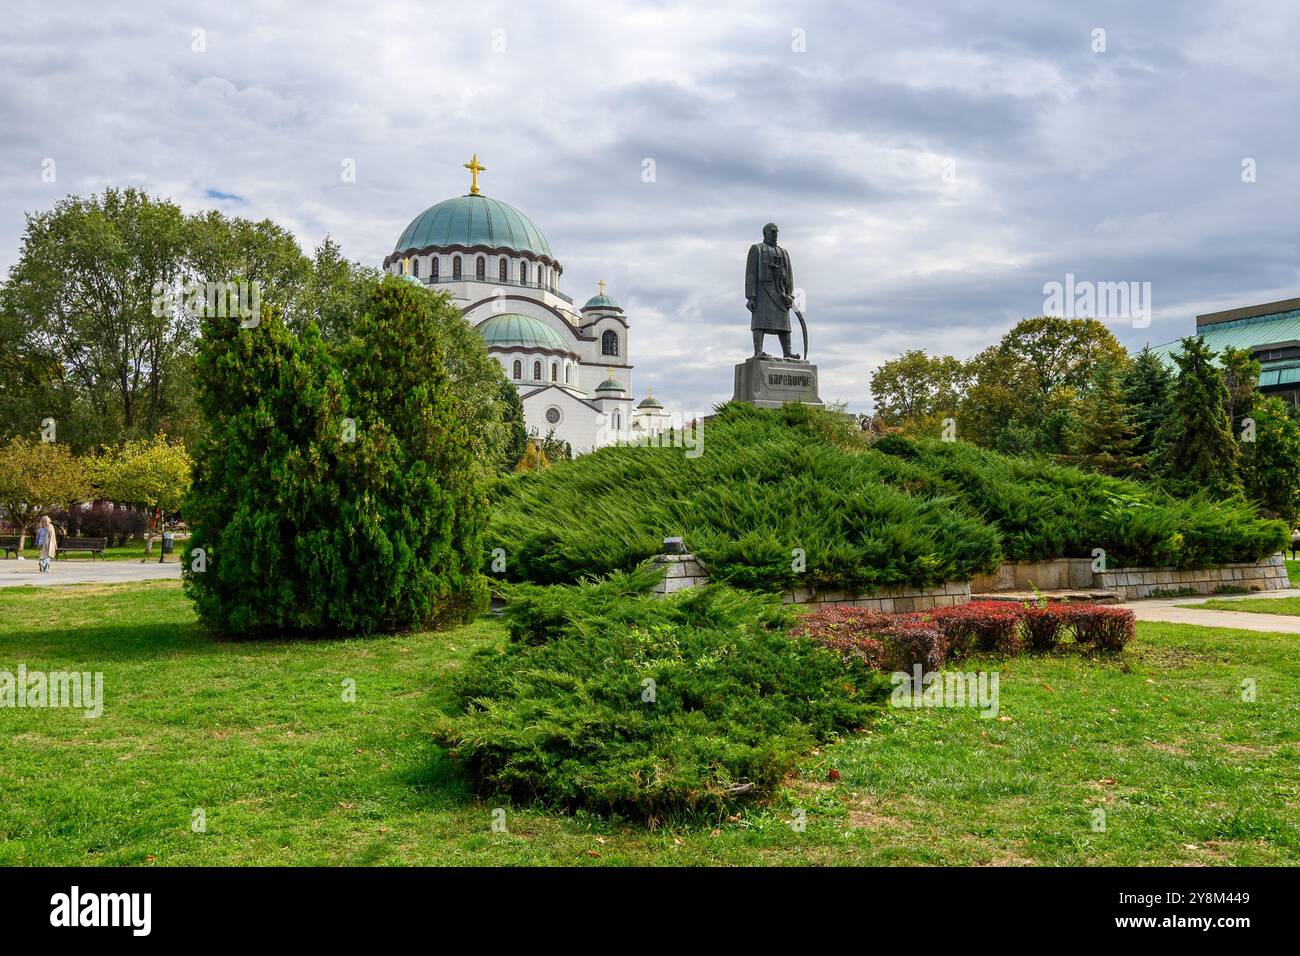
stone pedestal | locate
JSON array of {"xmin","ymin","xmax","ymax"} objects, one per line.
[
  {"xmin": 732, "ymin": 357, "xmax": 823, "ymax": 409},
  {"xmin": 652, "ymin": 553, "xmax": 709, "ymax": 595}
]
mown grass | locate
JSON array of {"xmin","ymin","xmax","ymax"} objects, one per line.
[
  {"xmin": 1286, "ymin": 558, "xmax": 1300, "ymax": 586},
  {"xmin": 1183, "ymin": 596, "xmax": 1300, "ymax": 616},
  {"xmin": 5, "ymin": 539, "xmax": 168, "ymax": 562},
  {"xmin": 2, "ymin": 581, "xmax": 1297, "ymax": 865}
]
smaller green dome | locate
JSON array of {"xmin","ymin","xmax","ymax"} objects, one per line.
[
  {"xmin": 637, "ymin": 393, "xmax": 663, "ymax": 409},
  {"xmin": 595, "ymin": 376, "xmax": 626, "ymax": 393},
  {"xmin": 475, "ymin": 313, "xmax": 571, "ymax": 353},
  {"xmin": 582, "ymin": 293, "xmax": 621, "ymax": 311}
]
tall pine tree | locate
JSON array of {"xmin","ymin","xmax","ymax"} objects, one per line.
[
  {"xmin": 1122, "ymin": 346, "xmax": 1173, "ymax": 473},
  {"xmin": 1070, "ymin": 357, "xmax": 1139, "ymax": 476},
  {"xmin": 1157, "ymin": 336, "xmax": 1241, "ymax": 498}
]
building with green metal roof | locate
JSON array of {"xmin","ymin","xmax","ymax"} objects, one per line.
[{"xmin": 1147, "ymin": 297, "xmax": 1300, "ymax": 407}]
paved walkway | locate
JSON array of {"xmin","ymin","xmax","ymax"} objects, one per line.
[
  {"xmin": 1129, "ymin": 587, "xmax": 1300, "ymax": 633},
  {"xmin": 0, "ymin": 558, "xmax": 182, "ymax": 589}
]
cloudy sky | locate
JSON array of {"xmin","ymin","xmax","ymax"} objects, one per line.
[{"xmin": 2, "ymin": 0, "xmax": 1298, "ymax": 416}]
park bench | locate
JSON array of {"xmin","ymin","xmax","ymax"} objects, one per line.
[
  {"xmin": 0, "ymin": 536, "xmax": 19, "ymax": 559},
  {"xmin": 55, "ymin": 537, "xmax": 109, "ymax": 560}
]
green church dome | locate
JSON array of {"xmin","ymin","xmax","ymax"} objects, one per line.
[
  {"xmin": 581, "ymin": 280, "xmax": 621, "ymax": 311},
  {"xmin": 582, "ymin": 293, "xmax": 621, "ymax": 310},
  {"xmin": 475, "ymin": 313, "xmax": 571, "ymax": 353},
  {"xmin": 394, "ymin": 194, "xmax": 555, "ymax": 263},
  {"xmin": 595, "ymin": 376, "xmax": 626, "ymax": 393}
]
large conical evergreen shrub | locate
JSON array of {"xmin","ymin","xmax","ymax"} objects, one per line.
[
  {"xmin": 1158, "ymin": 336, "xmax": 1241, "ymax": 498},
  {"xmin": 184, "ymin": 276, "xmax": 488, "ymax": 636},
  {"xmin": 330, "ymin": 279, "xmax": 488, "ymax": 631},
  {"xmin": 183, "ymin": 297, "xmax": 345, "ymax": 634}
]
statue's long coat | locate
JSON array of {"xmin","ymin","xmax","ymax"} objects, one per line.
[{"xmin": 745, "ymin": 241, "xmax": 793, "ymax": 334}]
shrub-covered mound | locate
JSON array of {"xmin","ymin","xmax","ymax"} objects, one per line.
[
  {"xmin": 434, "ymin": 566, "xmax": 887, "ymax": 823},
  {"xmin": 489, "ymin": 404, "xmax": 1287, "ymax": 591},
  {"xmin": 490, "ymin": 404, "xmax": 1001, "ymax": 592},
  {"xmin": 869, "ymin": 434, "xmax": 1288, "ymax": 568}
]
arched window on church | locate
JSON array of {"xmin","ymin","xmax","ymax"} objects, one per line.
[
  {"xmin": 520, "ymin": 261, "xmax": 528, "ymax": 284},
  {"xmin": 565, "ymin": 364, "xmax": 571, "ymax": 383},
  {"xmin": 550, "ymin": 362, "xmax": 557, "ymax": 382},
  {"xmin": 602, "ymin": 330, "xmax": 619, "ymax": 356},
  {"xmin": 499, "ymin": 258, "xmax": 508, "ymax": 283},
  {"xmin": 613, "ymin": 410, "xmax": 621, "ymax": 431},
  {"xmin": 476, "ymin": 256, "xmax": 485, "ymax": 280},
  {"xmin": 412, "ymin": 259, "xmax": 420, "ymax": 277},
  {"xmin": 431, "ymin": 256, "xmax": 439, "ymax": 280},
  {"xmin": 533, "ymin": 360, "xmax": 541, "ymax": 381},
  {"xmin": 453, "ymin": 256, "xmax": 462, "ymax": 279},
  {"xmin": 512, "ymin": 360, "xmax": 521, "ymax": 380}
]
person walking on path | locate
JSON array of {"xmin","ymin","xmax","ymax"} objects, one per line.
[{"xmin": 35, "ymin": 515, "xmax": 57, "ymax": 572}]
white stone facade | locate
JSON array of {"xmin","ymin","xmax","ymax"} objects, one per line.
[{"xmin": 385, "ymin": 183, "xmax": 664, "ymax": 457}]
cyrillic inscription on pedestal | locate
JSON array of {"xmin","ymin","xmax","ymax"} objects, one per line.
[{"xmin": 733, "ymin": 357, "xmax": 824, "ymax": 409}]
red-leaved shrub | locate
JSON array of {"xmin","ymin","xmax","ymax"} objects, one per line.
[
  {"xmin": 1062, "ymin": 605, "xmax": 1135, "ymax": 652},
  {"xmin": 880, "ymin": 617, "xmax": 946, "ymax": 672},
  {"xmin": 1022, "ymin": 604, "xmax": 1066, "ymax": 651},
  {"xmin": 793, "ymin": 607, "xmax": 946, "ymax": 672},
  {"xmin": 932, "ymin": 600, "xmax": 1023, "ymax": 654},
  {"xmin": 794, "ymin": 599, "xmax": 1134, "ymax": 668},
  {"xmin": 792, "ymin": 607, "xmax": 889, "ymax": 669}
]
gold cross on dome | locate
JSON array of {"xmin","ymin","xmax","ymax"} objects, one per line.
[
  {"xmin": 597, "ymin": 279, "xmax": 606, "ymax": 296},
  {"xmin": 464, "ymin": 153, "xmax": 486, "ymax": 195}
]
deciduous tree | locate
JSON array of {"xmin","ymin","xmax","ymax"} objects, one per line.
[{"xmin": 0, "ymin": 437, "xmax": 90, "ymax": 547}]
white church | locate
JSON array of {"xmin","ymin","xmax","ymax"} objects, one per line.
[{"xmin": 384, "ymin": 155, "xmax": 670, "ymax": 455}]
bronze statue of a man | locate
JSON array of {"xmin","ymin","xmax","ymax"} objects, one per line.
[{"xmin": 745, "ymin": 222, "xmax": 799, "ymax": 360}]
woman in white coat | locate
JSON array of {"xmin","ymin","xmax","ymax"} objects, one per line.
[{"xmin": 35, "ymin": 515, "xmax": 57, "ymax": 572}]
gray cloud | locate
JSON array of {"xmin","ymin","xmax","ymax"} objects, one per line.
[{"xmin": 2, "ymin": 0, "xmax": 1298, "ymax": 416}]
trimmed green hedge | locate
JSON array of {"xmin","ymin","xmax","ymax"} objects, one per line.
[{"xmin": 488, "ymin": 404, "xmax": 1287, "ymax": 592}]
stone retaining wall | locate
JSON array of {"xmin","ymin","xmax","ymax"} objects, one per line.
[
  {"xmin": 971, "ymin": 558, "xmax": 1095, "ymax": 593},
  {"xmin": 972, "ymin": 553, "xmax": 1288, "ymax": 600},
  {"xmin": 653, "ymin": 550, "xmax": 1288, "ymax": 605},
  {"xmin": 1095, "ymin": 553, "xmax": 1287, "ymax": 599},
  {"xmin": 781, "ymin": 581, "xmax": 971, "ymax": 612},
  {"xmin": 651, "ymin": 553, "xmax": 971, "ymax": 610}
]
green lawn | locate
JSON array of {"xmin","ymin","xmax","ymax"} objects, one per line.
[
  {"xmin": 1182, "ymin": 596, "xmax": 1300, "ymax": 616},
  {"xmin": 2, "ymin": 581, "xmax": 1297, "ymax": 866},
  {"xmin": 1287, "ymin": 558, "xmax": 1300, "ymax": 586},
  {"xmin": 4, "ymin": 538, "xmax": 174, "ymax": 562}
]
